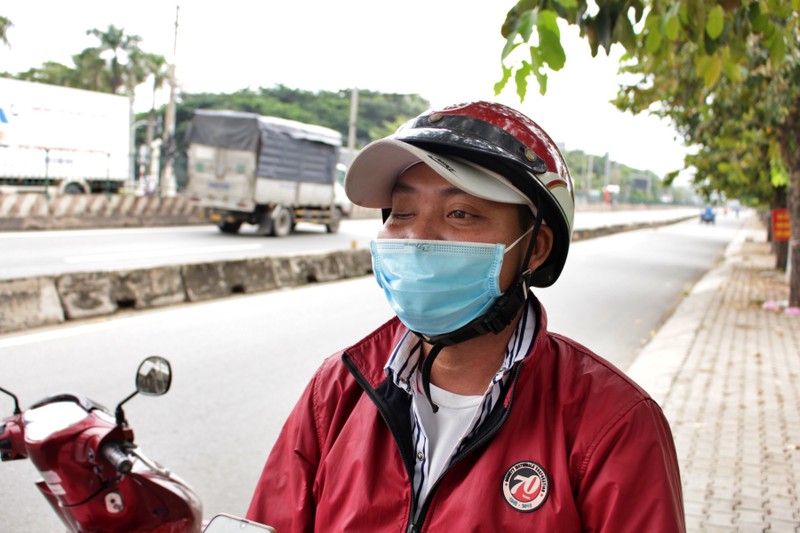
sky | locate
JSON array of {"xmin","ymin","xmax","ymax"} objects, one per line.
[{"xmin": 1, "ymin": 1, "xmax": 692, "ymax": 178}]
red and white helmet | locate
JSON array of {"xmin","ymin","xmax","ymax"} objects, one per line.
[{"xmin": 346, "ymin": 100, "xmax": 575, "ymax": 287}]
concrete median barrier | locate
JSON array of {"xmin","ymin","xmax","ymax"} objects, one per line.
[
  {"xmin": 0, "ymin": 213, "xmax": 693, "ymax": 334},
  {"xmin": 0, "ymin": 193, "xmax": 205, "ymax": 230},
  {"xmin": 57, "ymin": 267, "xmax": 187, "ymax": 320},
  {"xmin": 0, "ymin": 249, "xmax": 375, "ymax": 334},
  {"xmin": 0, "ymin": 277, "xmax": 65, "ymax": 333}
]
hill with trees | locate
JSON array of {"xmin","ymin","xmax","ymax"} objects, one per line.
[{"xmin": 0, "ymin": 18, "xmax": 688, "ymax": 207}]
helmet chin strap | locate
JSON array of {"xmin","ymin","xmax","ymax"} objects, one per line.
[{"xmin": 417, "ymin": 207, "xmax": 544, "ymax": 413}]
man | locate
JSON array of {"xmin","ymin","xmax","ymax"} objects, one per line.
[{"xmin": 247, "ymin": 101, "xmax": 685, "ymax": 531}]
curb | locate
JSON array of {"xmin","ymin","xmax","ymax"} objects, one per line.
[
  {"xmin": 0, "ymin": 249, "xmax": 373, "ymax": 334},
  {"xmin": 625, "ymin": 218, "xmax": 750, "ymax": 403}
]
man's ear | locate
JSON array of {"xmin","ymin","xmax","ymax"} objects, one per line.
[{"xmin": 527, "ymin": 225, "xmax": 554, "ymax": 272}]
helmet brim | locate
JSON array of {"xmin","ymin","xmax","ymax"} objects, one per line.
[{"xmin": 345, "ymin": 138, "xmax": 533, "ymax": 209}]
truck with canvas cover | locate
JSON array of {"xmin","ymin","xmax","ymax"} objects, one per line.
[
  {"xmin": 185, "ymin": 109, "xmax": 344, "ymax": 235},
  {"xmin": 0, "ymin": 78, "xmax": 130, "ymax": 194}
]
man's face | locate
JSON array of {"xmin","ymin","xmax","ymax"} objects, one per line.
[{"xmin": 378, "ymin": 163, "xmax": 530, "ymax": 292}]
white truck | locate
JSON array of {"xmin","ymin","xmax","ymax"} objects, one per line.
[
  {"xmin": 0, "ymin": 77, "xmax": 131, "ymax": 194},
  {"xmin": 185, "ymin": 109, "xmax": 347, "ymax": 235}
]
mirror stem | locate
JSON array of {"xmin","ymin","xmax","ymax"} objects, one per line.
[{"xmin": 115, "ymin": 390, "xmax": 138, "ymax": 426}]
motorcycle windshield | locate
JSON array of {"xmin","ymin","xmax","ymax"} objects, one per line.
[{"xmin": 23, "ymin": 401, "xmax": 90, "ymax": 442}]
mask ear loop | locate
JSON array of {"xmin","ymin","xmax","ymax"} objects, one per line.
[{"xmin": 419, "ymin": 206, "xmax": 544, "ymax": 413}]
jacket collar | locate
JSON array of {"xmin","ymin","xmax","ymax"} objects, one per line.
[{"xmin": 344, "ymin": 292, "xmax": 550, "ymax": 391}]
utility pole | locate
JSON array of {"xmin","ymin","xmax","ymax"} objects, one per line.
[
  {"xmin": 347, "ymin": 87, "xmax": 359, "ymax": 163},
  {"xmin": 160, "ymin": 4, "xmax": 179, "ymax": 197},
  {"xmin": 585, "ymin": 153, "xmax": 594, "ymax": 193}
]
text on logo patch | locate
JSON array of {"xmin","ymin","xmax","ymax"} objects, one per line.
[{"xmin": 502, "ymin": 461, "xmax": 550, "ymax": 512}]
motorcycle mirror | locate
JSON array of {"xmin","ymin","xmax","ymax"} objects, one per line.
[
  {"xmin": 115, "ymin": 356, "xmax": 173, "ymax": 426},
  {"xmin": 0, "ymin": 386, "xmax": 22, "ymax": 415},
  {"xmin": 136, "ymin": 356, "xmax": 172, "ymax": 396}
]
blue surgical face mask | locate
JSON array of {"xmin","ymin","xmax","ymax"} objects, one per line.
[{"xmin": 370, "ymin": 227, "xmax": 533, "ymax": 337}]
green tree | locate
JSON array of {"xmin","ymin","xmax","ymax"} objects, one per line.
[
  {"xmin": 0, "ymin": 15, "xmax": 12, "ymax": 47},
  {"xmin": 498, "ymin": 0, "xmax": 800, "ymax": 306},
  {"xmin": 14, "ymin": 61, "xmax": 81, "ymax": 86},
  {"xmin": 71, "ymin": 48, "xmax": 106, "ymax": 90},
  {"xmin": 3, "ymin": 24, "xmax": 164, "ymax": 99}
]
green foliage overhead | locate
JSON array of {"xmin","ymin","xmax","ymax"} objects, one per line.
[{"xmin": 496, "ymin": 0, "xmax": 799, "ymax": 301}]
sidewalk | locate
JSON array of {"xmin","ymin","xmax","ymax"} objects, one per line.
[{"xmin": 627, "ymin": 213, "xmax": 800, "ymax": 531}]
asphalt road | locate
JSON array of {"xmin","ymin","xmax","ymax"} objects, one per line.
[
  {"xmin": 0, "ymin": 208, "xmax": 699, "ymax": 280},
  {"xmin": 0, "ymin": 212, "xmax": 743, "ymax": 531}
]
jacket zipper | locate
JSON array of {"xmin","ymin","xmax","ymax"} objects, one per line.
[
  {"xmin": 410, "ymin": 363, "xmax": 523, "ymax": 531},
  {"xmin": 343, "ymin": 353, "xmax": 524, "ymax": 532}
]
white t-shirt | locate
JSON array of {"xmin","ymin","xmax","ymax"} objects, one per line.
[
  {"xmin": 414, "ymin": 379, "xmax": 483, "ymax": 503},
  {"xmin": 384, "ymin": 302, "xmax": 537, "ymax": 518}
]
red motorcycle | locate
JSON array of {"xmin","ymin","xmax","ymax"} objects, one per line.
[{"xmin": 0, "ymin": 356, "xmax": 202, "ymax": 532}]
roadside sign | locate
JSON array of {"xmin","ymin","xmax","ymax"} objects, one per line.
[{"xmin": 772, "ymin": 209, "xmax": 791, "ymax": 241}]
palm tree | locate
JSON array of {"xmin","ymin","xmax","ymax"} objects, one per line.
[{"xmin": 85, "ymin": 25, "xmax": 144, "ymax": 94}]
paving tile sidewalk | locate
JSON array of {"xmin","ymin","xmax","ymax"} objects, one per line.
[{"xmin": 627, "ymin": 213, "xmax": 800, "ymax": 532}]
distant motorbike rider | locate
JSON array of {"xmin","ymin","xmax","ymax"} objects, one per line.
[{"xmin": 247, "ymin": 101, "xmax": 685, "ymax": 531}]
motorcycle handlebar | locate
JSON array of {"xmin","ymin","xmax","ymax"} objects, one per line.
[{"xmin": 101, "ymin": 442, "xmax": 132, "ymax": 474}]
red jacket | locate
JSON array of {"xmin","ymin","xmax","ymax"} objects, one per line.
[{"xmin": 248, "ymin": 300, "xmax": 685, "ymax": 532}]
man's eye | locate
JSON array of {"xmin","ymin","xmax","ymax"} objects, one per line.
[{"xmin": 449, "ymin": 210, "xmax": 470, "ymax": 219}]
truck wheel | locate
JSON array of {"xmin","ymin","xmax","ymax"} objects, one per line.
[
  {"xmin": 63, "ymin": 183, "xmax": 86, "ymax": 194},
  {"xmin": 271, "ymin": 207, "xmax": 293, "ymax": 237},
  {"xmin": 326, "ymin": 209, "xmax": 341, "ymax": 234},
  {"xmin": 218, "ymin": 221, "xmax": 242, "ymax": 234}
]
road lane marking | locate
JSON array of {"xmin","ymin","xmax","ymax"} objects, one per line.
[
  {"xmin": 0, "ymin": 226, "xmax": 212, "ymax": 239},
  {"xmin": 64, "ymin": 243, "xmax": 263, "ymax": 263}
]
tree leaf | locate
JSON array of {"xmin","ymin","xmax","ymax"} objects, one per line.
[
  {"xmin": 769, "ymin": 33, "xmax": 786, "ymax": 68},
  {"xmin": 751, "ymin": 11, "xmax": 770, "ymax": 33},
  {"xmin": 502, "ymin": 36, "xmax": 521, "ymax": 61},
  {"xmin": 704, "ymin": 53, "xmax": 723, "ymax": 87},
  {"xmin": 694, "ymin": 54, "xmax": 710, "ymax": 78},
  {"xmin": 554, "ymin": 0, "xmax": 578, "ymax": 8},
  {"xmin": 536, "ymin": 8, "xmax": 560, "ymax": 35},
  {"xmin": 494, "ymin": 65, "xmax": 513, "ymax": 95},
  {"xmin": 514, "ymin": 60, "xmax": 533, "ymax": 100},
  {"xmin": 664, "ymin": 13, "xmax": 681, "ymax": 41},
  {"xmin": 518, "ymin": 9, "xmax": 536, "ymax": 42},
  {"xmin": 706, "ymin": 6, "xmax": 725, "ymax": 39},
  {"xmin": 537, "ymin": 10, "xmax": 567, "ymax": 70},
  {"xmin": 685, "ymin": 0, "xmax": 707, "ymax": 38},
  {"xmin": 721, "ymin": 50, "xmax": 742, "ymax": 83},
  {"xmin": 646, "ymin": 29, "xmax": 663, "ymax": 53},
  {"xmin": 614, "ymin": 11, "xmax": 637, "ymax": 52}
]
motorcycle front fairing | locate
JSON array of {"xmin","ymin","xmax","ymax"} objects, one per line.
[
  {"xmin": 36, "ymin": 459, "xmax": 203, "ymax": 533},
  {"xmin": 22, "ymin": 395, "xmax": 126, "ymax": 504},
  {"xmin": 23, "ymin": 395, "xmax": 202, "ymax": 532},
  {"xmin": 1, "ymin": 356, "xmax": 202, "ymax": 532}
]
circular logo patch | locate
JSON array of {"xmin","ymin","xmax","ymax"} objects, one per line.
[{"xmin": 502, "ymin": 461, "xmax": 550, "ymax": 512}]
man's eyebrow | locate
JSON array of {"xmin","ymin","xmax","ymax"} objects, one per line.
[{"xmin": 391, "ymin": 181, "xmax": 417, "ymax": 195}]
